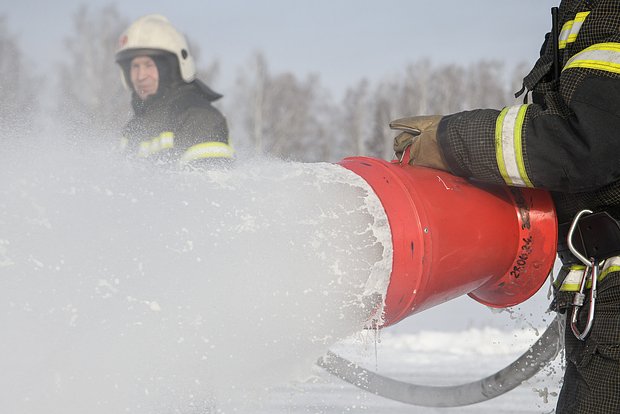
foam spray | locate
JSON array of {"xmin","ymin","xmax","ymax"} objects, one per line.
[{"xmin": 0, "ymin": 139, "xmax": 392, "ymax": 413}]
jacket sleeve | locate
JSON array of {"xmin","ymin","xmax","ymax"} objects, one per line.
[
  {"xmin": 175, "ymin": 105, "xmax": 235, "ymax": 164},
  {"xmin": 438, "ymin": 38, "xmax": 620, "ymax": 193}
]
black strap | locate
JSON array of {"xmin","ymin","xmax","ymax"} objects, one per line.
[{"xmin": 557, "ymin": 211, "xmax": 620, "ymax": 264}]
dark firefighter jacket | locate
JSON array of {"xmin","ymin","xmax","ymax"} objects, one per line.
[
  {"xmin": 436, "ymin": 3, "xmax": 620, "ymax": 412},
  {"xmin": 121, "ymin": 79, "xmax": 234, "ymax": 167},
  {"xmin": 436, "ymin": 0, "xmax": 620, "ymax": 225}
]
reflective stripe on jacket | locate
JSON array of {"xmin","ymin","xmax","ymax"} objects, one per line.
[
  {"xmin": 558, "ymin": 256, "xmax": 620, "ymax": 291},
  {"xmin": 437, "ymin": 0, "xmax": 620, "ymax": 225},
  {"xmin": 492, "ymin": 38, "xmax": 620, "ymax": 188}
]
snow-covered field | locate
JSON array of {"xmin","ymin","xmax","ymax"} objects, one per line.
[
  {"xmin": 215, "ymin": 294, "xmax": 564, "ymax": 414},
  {"xmin": 262, "ymin": 327, "xmax": 563, "ymax": 414}
]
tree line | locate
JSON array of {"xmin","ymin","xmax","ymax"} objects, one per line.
[{"xmin": 1, "ymin": 5, "xmax": 531, "ymax": 163}]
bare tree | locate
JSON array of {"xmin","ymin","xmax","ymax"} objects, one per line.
[
  {"xmin": 0, "ymin": 15, "xmax": 40, "ymax": 140},
  {"xmin": 430, "ymin": 64, "xmax": 467, "ymax": 114},
  {"xmin": 55, "ymin": 4, "xmax": 129, "ymax": 142},
  {"xmin": 366, "ymin": 80, "xmax": 401, "ymax": 160},
  {"xmin": 261, "ymin": 72, "xmax": 328, "ymax": 161},
  {"xmin": 229, "ymin": 52, "xmax": 268, "ymax": 155},
  {"xmin": 464, "ymin": 60, "xmax": 507, "ymax": 109},
  {"xmin": 225, "ymin": 53, "xmax": 525, "ymax": 162},
  {"xmin": 231, "ymin": 52, "xmax": 334, "ymax": 162},
  {"xmin": 398, "ymin": 60, "xmax": 433, "ymax": 117},
  {"xmin": 361, "ymin": 59, "xmax": 519, "ymax": 158},
  {"xmin": 337, "ymin": 79, "xmax": 371, "ymax": 158}
]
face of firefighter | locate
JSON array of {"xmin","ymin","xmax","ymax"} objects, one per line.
[{"xmin": 129, "ymin": 56, "xmax": 159, "ymax": 100}]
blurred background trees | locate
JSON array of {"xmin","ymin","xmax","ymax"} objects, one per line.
[
  {"xmin": 2, "ymin": 4, "xmax": 530, "ymax": 162},
  {"xmin": 56, "ymin": 5, "xmax": 129, "ymax": 142},
  {"xmin": 0, "ymin": 15, "xmax": 41, "ymax": 140}
]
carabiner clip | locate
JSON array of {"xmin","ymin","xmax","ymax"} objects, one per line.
[
  {"xmin": 569, "ymin": 261, "xmax": 598, "ymax": 341},
  {"xmin": 567, "ymin": 209, "xmax": 598, "ymax": 341}
]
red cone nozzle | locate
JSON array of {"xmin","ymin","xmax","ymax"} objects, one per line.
[{"xmin": 338, "ymin": 156, "xmax": 557, "ymax": 328}]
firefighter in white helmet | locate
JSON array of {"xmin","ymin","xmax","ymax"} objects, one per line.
[
  {"xmin": 392, "ymin": 1, "xmax": 620, "ymax": 412},
  {"xmin": 115, "ymin": 14, "xmax": 234, "ymax": 167}
]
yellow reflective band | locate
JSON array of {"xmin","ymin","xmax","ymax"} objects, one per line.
[
  {"xmin": 570, "ymin": 12, "xmax": 590, "ymax": 42},
  {"xmin": 495, "ymin": 108, "xmax": 511, "ymax": 185},
  {"xmin": 559, "ymin": 257, "xmax": 620, "ymax": 291},
  {"xmin": 494, "ymin": 105, "xmax": 533, "ymax": 187},
  {"xmin": 554, "ymin": 264, "xmax": 585, "ymax": 288},
  {"xmin": 513, "ymin": 105, "xmax": 533, "ymax": 187},
  {"xmin": 159, "ymin": 131, "xmax": 174, "ymax": 149},
  {"xmin": 600, "ymin": 265, "xmax": 620, "ymax": 281},
  {"xmin": 149, "ymin": 136, "xmax": 161, "ymax": 153},
  {"xmin": 136, "ymin": 132, "xmax": 176, "ymax": 157},
  {"xmin": 600, "ymin": 256, "xmax": 620, "ymax": 283},
  {"xmin": 559, "ymin": 266, "xmax": 585, "ymax": 291},
  {"xmin": 563, "ymin": 42, "xmax": 620, "ymax": 74},
  {"xmin": 181, "ymin": 141, "xmax": 235, "ymax": 163},
  {"xmin": 139, "ymin": 141, "xmax": 150, "ymax": 157},
  {"xmin": 558, "ymin": 11, "xmax": 590, "ymax": 49},
  {"xmin": 558, "ymin": 20, "xmax": 574, "ymax": 50}
]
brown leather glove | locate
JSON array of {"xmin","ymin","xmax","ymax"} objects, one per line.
[{"xmin": 390, "ymin": 115, "xmax": 450, "ymax": 171}]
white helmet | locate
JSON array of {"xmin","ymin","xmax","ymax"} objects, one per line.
[{"xmin": 115, "ymin": 14, "xmax": 196, "ymax": 85}]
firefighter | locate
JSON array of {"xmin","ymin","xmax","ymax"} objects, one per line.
[
  {"xmin": 392, "ymin": 1, "xmax": 620, "ymax": 413},
  {"xmin": 115, "ymin": 14, "xmax": 234, "ymax": 167}
]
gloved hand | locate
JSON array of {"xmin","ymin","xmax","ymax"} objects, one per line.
[{"xmin": 390, "ymin": 115, "xmax": 450, "ymax": 171}]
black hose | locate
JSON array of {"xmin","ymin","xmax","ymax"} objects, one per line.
[{"xmin": 317, "ymin": 315, "xmax": 563, "ymax": 407}]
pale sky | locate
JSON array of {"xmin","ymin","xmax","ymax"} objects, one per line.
[{"xmin": 4, "ymin": 0, "xmax": 560, "ymax": 98}]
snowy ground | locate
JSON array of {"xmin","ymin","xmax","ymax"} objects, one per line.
[
  {"xmin": 224, "ymin": 285, "xmax": 565, "ymax": 414},
  {"xmin": 238, "ymin": 325, "xmax": 563, "ymax": 414},
  {"xmin": 206, "ymin": 286, "xmax": 564, "ymax": 414}
]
